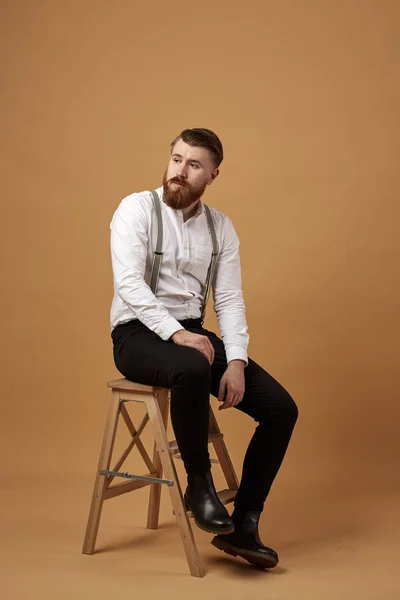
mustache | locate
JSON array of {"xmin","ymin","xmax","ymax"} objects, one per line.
[{"xmin": 169, "ymin": 177, "xmax": 188, "ymax": 186}]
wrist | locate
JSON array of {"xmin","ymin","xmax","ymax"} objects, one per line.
[
  {"xmin": 171, "ymin": 329, "xmax": 185, "ymax": 342},
  {"xmin": 228, "ymin": 359, "xmax": 246, "ymax": 370}
]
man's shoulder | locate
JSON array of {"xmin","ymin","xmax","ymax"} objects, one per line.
[
  {"xmin": 119, "ymin": 187, "xmax": 162, "ymax": 210},
  {"xmin": 114, "ymin": 188, "xmax": 162, "ymax": 216},
  {"xmin": 110, "ymin": 187, "xmax": 162, "ymax": 228}
]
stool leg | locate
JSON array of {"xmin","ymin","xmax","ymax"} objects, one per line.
[
  {"xmin": 82, "ymin": 390, "xmax": 121, "ymax": 555},
  {"xmin": 145, "ymin": 391, "xmax": 205, "ymax": 578},
  {"xmin": 209, "ymin": 405, "xmax": 239, "ymax": 490},
  {"xmin": 147, "ymin": 389, "xmax": 169, "ymax": 530}
]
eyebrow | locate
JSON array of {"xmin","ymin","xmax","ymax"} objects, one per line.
[{"xmin": 172, "ymin": 153, "xmax": 203, "ymax": 167}]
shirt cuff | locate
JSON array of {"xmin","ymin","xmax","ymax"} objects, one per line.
[
  {"xmin": 155, "ymin": 317, "xmax": 185, "ymax": 341},
  {"xmin": 225, "ymin": 346, "xmax": 248, "ymax": 366}
]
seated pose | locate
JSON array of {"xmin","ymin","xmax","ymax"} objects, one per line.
[{"xmin": 109, "ymin": 127, "xmax": 298, "ymax": 569}]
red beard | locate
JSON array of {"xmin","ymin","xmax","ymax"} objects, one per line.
[{"xmin": 162, "ymin": 171, "xmax": 206, "ymax": 210}]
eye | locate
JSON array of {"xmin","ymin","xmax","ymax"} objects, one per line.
[{"xmin": 190, "ymin": 162, "xmax": 199, "ymax": 169}]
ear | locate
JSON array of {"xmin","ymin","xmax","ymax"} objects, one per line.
[{"xmin": 207, "ymin": 168, "xmax": 219, "ymax": 185}]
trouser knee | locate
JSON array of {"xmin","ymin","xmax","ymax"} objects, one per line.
[
  {"xmin": 260, "ymin": 391, "xmax": 298, "ymax": 431},
  {"xmin": 280, "ymin": 393, "xmax": 298, "ymax": 429}
]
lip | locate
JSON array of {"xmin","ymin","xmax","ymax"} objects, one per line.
[{"xmin": 171, "ymin": 181, "xmax": 184, "ymax": 185}]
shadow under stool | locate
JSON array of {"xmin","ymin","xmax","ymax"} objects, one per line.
[{"xmin": 82, "ymin": 378, "xmax": 239, "ymax": 578}]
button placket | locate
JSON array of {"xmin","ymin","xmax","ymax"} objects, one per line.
[{"xmin": 179, "ymin": 223, "xmax": 190, "ymax": 270}]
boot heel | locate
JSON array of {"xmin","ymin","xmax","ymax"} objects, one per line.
[
  {"xmin": 183, "ymin": 493, "xmax": 190, "ymax": 511},
  {"xmin": 211, "ymin": 536, "xmax": 238, "ymax": 557}
]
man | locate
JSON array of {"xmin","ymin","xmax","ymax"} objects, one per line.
[{"xmin": 110, "ymin": 128, "xmax": 298, "ymax": 569}]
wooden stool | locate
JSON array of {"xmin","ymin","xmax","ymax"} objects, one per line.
[{"xmin": 82, "ymin": 378, "xmax": 239, "ymax": 578}]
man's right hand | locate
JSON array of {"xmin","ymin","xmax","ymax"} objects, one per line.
[{"xmin": 170, "ymin": 329, "xmax": 215, "ymax": 365}]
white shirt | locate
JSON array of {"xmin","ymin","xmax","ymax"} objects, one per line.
[{"xmin": 110, "ymin": 186, "xmax": 249, "ymax": 365}]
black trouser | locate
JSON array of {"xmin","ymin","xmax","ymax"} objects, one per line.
[{"xmin": 111, "ymin": 318, "xmax": 298, "ymax": 512}]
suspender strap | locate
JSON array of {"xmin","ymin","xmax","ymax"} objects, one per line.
[
  {"xmin": 149, "ymin": 191, "xmax": 219, "ymax": 321},
  {"xmin": 201, "ymin": 204, "xmax": 219, "ymax": 324},
  {"xmin": 150, "ymin": 190, "xmax": 163, "ymax": 295}
]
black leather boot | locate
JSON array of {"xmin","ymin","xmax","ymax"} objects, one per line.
[
  {"xmin": 211, "ymin": 510, "xmax": 279, "ymax": 568},
  {"xmin": 184, "ymin": 471, "xmax": 234, "ymax": 534}
]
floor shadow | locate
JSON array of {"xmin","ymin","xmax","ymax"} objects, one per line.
[
  {"xmin": 94, "ymin": 520, "xmax": 178, "ymax": 554},
  {"xmin": 205, "ymin": 554, "xmax": 288, "ymax": 578}
]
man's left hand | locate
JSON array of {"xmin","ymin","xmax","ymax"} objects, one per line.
[{"xmin": 218, "ymin": 360, "xmax": 246, "ymax": 410}]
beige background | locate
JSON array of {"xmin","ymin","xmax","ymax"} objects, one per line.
[{"xmin": 1, "ymin": 0, "xmax": 399, "ymax": 598}]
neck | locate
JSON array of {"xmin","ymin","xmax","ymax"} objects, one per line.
[{"xmin": 182, "ymin": 198, "xmax": 201, "ymax": 222}]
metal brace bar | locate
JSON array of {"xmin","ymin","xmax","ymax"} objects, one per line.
[
  {"xmin": 172, "ymin": 454, "xmax": 219, "ymax": 464},
  {"xmin": 99, "ymin": 469, "xmax": 174, "ymax": 486}
]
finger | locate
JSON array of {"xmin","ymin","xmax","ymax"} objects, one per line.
[
  {"xmin": 219, "ymin": 399, "xmax": 232, "ymax": 410},
  {"xmin": 203, "ymin": 339, "xmax": 214, "ymax": 364},
  {"xmin": 232, "ymin": 394, "xmax": 243, "ymax": 407},
  {"xmin": 218, "ymin": 380, "xmax": 227, "ymax": 403},
  {"xmin": 203, "ymin": 347, "xmax": 212, "ymax": 364},
  {"xmin": 203, "ymin": 340, "xmax": 214, "ymax": 364},
  {"xmin": 209, "ymin": 348, "xmax": 214, "ymax": 364},
  {"xmin": 200, "ymin": 335, "xmax": 213, "ymax": 353},
  {"xmin": 219, "ymin": 390, "xmax": 235, "ymax": 410},
  {"xmin": 231, "ymin": 390, "xmax": 244, "ymax": 405},
  {"xmin": 197, "ymin": 342, "xmax": 212, "ymax": 364},
  {"xmin": 210, "ymin": 346, "xmax": 214, "ymax": 364},
  {"xmin": 227, "ymin": 392, "xmax": 242, "ymax": 409},
  {"xmin": 207, "ymin": 344, "xmax": 213, "ymax": 364}
]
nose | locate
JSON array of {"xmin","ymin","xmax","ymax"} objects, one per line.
[{"xmin": 176, "ymin": 163, "xmax": 187, "ymax": 178}]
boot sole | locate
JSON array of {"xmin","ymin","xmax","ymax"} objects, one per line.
[
  {"xmin": 183, "ymin": 495, "xmax": 235, "ymax": 535},
  {"xmin": 193, "ymin": 521, "xmax": 235, "ymax": 535},
  {"xmin": 211, "ymin": 536, "xmax": 279, "ymax": 569}
]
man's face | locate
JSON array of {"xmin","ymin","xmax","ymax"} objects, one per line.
[{"xmin": 163, "ymin": 139, "xmax": 218, "ymax": 210}]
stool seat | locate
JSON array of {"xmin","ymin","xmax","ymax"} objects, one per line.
[
  {"xmin": 107, "ymin": 378, "xmax": 162, "ymax": 393},
  {"xmin": 82, "ymin": 377, "xmax": 239, "ymax": 578}
]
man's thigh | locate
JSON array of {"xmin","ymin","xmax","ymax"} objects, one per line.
[
  {"xmin": 112, "ymin": 322, "xmax": 210, "ymax": 388},
  {"xmin": 194, "ymin": 326, "xmax": 295, "ymax": 420},
  {"xmin": 186, "ymin": 325, "xmax": 228, "ymax": 396}
]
